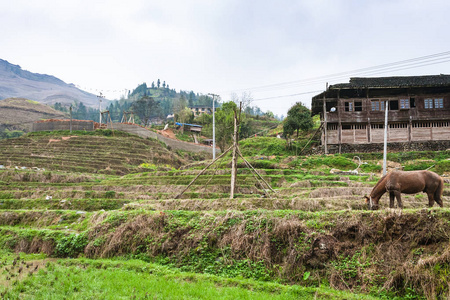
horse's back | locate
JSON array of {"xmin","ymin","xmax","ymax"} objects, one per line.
[{"xmin": 391, "ymin": 170, "xmax": 441, "ymax": 193}]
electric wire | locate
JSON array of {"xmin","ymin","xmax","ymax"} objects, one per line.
[{"xmin": 223, "ymin": 50, "xmax": 450, "ymax": 96}]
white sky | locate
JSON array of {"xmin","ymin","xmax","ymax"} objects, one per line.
[{"xmin": 1, "ymin": 0, "xmax": 450, "ymax": 117}]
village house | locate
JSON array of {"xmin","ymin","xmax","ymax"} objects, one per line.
[
  {"xmin": 311, "ymin": 75, "xmax": 450, "ymax": 153},
  {"xmin": 190, "ymin": 105, "xmax": 212, "ymax": 117}
]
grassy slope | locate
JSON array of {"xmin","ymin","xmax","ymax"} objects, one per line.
[
  {"xmin": 0, "ymin": 130, "xmax": 186, "ymax": 174},
  {"xmin": 0, "ymin": 133, "xmax": 450, "ymax": 299},
  {"xmin": 0, "ymin": 98, "xmax": 66, "ymax": 131}
]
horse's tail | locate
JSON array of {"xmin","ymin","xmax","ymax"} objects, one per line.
[{"xmin": 435, "ymin": 177, "xmax": 445, "ymax": 207}]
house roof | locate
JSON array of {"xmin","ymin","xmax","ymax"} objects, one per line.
[
  {"xmin": 175, "ymin": 122, "xmax": 202, "ymax": 128},
  {"xmin": 310, "ymin": 74, "xmax": 450, "ymax": 115},
  {"xmin": 189, "ymin": 105, "xmax": 212, "ymax": 109},
  {"xmin": 330, "ymin": 74, "xmax": 450, "ymax": 89}
]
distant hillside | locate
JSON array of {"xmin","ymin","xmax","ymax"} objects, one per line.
[
  {"xmin": 0, "ymin": 59, "xmax": 102, "ymax": 107},
  {"xmin": 0, "ymin": 97, "xmax": 66, "ymax": 132},
  {"xmin": 0, "ymin": 130, "xmax": 185, "ymax": 174}
]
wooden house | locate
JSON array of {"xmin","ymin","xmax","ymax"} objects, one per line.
[{"xmin": 311, "ymin": 75, "xmax": 450, "ymax": 152}]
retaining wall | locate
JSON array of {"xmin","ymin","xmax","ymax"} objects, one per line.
[
  {"xmin": 326, "ymin": 140, "xmax": 450, "ymax": 154},
  {"xmin": 32, "ymin": 120, "xmax": 94, "ymax": 132}
]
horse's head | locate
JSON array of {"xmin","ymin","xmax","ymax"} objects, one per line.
[{"xmin": 364, "ymin": 195, "xmax": 379, "ymax": 210}]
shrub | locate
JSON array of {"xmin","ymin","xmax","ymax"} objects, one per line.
[
  {"xmin": 55, "ymin": 233, "xmax": 88, "ymax": 257},
  {"xmin": 436, "ymin": 160, "xmax": 450, "ymax": 174}
]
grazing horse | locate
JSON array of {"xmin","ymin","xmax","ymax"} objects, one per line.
[{"xmin": 364, "ymin": 170, "xmax": 444, "ymax": 210}]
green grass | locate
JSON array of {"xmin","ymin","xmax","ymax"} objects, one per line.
[{"xmin": 0, "ymin": 254, "xmax": 379, "ymax": 300}]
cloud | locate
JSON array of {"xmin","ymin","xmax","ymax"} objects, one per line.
[{"xmin": 1, "ymin": 0, "xmax": 449, "ymax": 116}]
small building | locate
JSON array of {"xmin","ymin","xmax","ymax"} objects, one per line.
[
  {"xmin": 311, "ymin": 75, "xmax": 450, "ymax": 152},
  {"xmin": 175, "ymin": 122, "xmax": 202, "ymax": 133},
  {"xmin": 189, "ymin": 105, "xmax": 212, "ymax": 117}
]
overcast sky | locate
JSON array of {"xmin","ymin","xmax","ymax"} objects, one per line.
[{"xmin": 1, "ymin": 0, "xmax": 450, "ymax": 117}]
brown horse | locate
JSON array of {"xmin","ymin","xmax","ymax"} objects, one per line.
[{"xmin": 364, "ymin": 170, "xmax": 444, "ymax": 210}]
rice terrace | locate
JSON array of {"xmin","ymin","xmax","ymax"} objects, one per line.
[{"xmin": 0, "ymin": 129, "xmax": 448, "ymax": 299}]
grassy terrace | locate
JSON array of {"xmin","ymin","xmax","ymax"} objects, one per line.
[{"xmin": 1, "ymin": 132, "xmax": 450, "ymax": 298}]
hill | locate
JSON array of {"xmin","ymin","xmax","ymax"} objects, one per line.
[
  {"xmin": 0, "ymin": 98, "xmax": 66, "ymax": 135},
  {"xmin": 0, "ymin": 131, "xmax": 450, "ymax": 298},
  {"xmin": 0, "ymin": 59, "xmax": 102, "ymax": 107},
  {"xmin": 0, "ymin": 130, "xmax": 186, "ymax": 174},
  {"xmin": 0, "ymin": 131, "xmax": 449, "ymax": 298}
]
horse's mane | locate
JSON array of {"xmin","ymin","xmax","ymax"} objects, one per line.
[{"xmin": 370, "ymin": 173, "xmax": 389, "ymax": 196}]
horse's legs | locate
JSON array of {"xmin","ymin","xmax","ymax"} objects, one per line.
[
  {"xmin": 427, "ymin": 192, "xmax": 435, "ymax": 207},
  {"xmin": 389, "ymin": 192, "xmax": 395, "ymax": 208},
  {"xmin": 394, "ymin": 191, "xmax": 403, "ymax": 209}
]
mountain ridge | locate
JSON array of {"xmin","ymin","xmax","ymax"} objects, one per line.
[{"xmin": 0, "ymin": 59, "xmax": 103, "ymax": 107}]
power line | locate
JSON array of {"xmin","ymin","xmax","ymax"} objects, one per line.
[
  {"xmin": 250, "ymin": 90, "xmax": 323, "ymax": 102},
  {"xmin": 224, "ymin": 50, "xmax": 450, "ymax": 94}
]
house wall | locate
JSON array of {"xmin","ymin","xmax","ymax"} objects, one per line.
[{"xmin": 321, "ymin": 87, "xmax": 450, "ymax": 146}]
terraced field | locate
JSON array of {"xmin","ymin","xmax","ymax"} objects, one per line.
[{"xmin": 1, "ymin": 131, "xmax": 450, "ymax": 299}]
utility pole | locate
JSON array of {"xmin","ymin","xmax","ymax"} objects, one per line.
[
  {"xmin": 208, "ymin": 93, "xmax": 219, "ymax": 160},
  {"xmin": 230, "ymin": 109, "xmax": 238, "ymax": 199},
  {"xmin": 383, "ymin": 100, "xmax": 389, "ymax": 176},
  {"xmin": 97, "ymin": 92, "xmax": 105, "ymax": 124},
  {"xmin": 323, "ymin": 83, "xmax": 328, "ymax": 154},
  {"xmin": 69, "ymin": 105, "xmax": 73, "ymax": 133}
]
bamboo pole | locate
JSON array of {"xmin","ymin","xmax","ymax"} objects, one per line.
[
  {"xmin": 236, "ymin": 147, "xmax": 276, "ymax": 194},
  {"xmin": 175, "ymin": 145, "xmax": 233, "ymax": 199},
  {"xmin": 230, "ymin": 110, "xmax": 238, "ymax": 199}
]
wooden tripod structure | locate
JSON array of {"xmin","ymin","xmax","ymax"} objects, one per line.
[
  {"xmin": 121, "ymin": 111, "xmax": 135, "ymax": 124},
  {"xmin": 100, "ymin": 110, "xmax": 114, "ymax": 136},
  {"xmin": 175, "ymin": 103, "xmax": 275, "ymax": 199}
]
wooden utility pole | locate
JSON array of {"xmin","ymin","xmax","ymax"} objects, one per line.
[
  {"xmin": 383, "ymin": 100, "xmax": 389, "ymax": 176},
  {"xmin": 230, "ymin": 109, "xmax": 238, "ymax": 199},
  {"xmin": 175, "ymin": 102, "xmax": 275, "ymax": 200},
  {"xmin": 323, "ymin": 83, "xmax": 328, "ymax": 154},
  {"xmin": 69, "ymin": 105, "xmax": 73, "ymax": 133}
]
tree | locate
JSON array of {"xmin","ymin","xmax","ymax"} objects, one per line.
[
  {"xmin": 177, "ymin": 107, "xmax": 194, "ymax": 124},
  {"xmin": 151, "ymin": 82, "xmax": 155, "ymax": 89},
  {"xmin": 283, "ymin": 102, "xmax": 313, "ymax": 138},
  {"xmin": 214, "ymin": 101, "xmax": 238, "ymax": 152},
  {"xmin": 173, "ymin": 95, "xmax": 188, "ymax": 121},
  {"xmin": 162, "ymin": 81, "xmax": 166, "ymax": 89},
  {"xmin": 231, "ymin": 91, "xmax": 252, "ymax": 112},
  {"xmin": 132, "ymin": 96, "xmax": 160, "ymax": 126},
  {"xmin": 157, "ymin": 79, "xmax": 160, "ymax": 88}
]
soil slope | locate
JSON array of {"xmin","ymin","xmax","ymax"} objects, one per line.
[{"xmin": 0, "ymin": 98, "xmax": 66, "ymax": 132}]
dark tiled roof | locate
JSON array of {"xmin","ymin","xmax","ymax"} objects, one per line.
[{"xmin": 330, "ymin": 74, "xmax": 450, "ymax": 89}]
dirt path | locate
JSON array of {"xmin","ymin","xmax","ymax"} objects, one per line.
[{"xmin": 157, "ymin": 128, "xmax": 176, "ymax": 139}]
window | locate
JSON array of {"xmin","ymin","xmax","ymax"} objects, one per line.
[
  {"xmin": 371, "ymin": 100, "xmax": 386, "ymax": 111},
  {"xmin": 389, "ymin": 100, "xmax": 399, "ymax": 110},
  {"xmin": 424, "ymin": 98, "xmax": 433, "ymax": 109},
  {"xmin": 327, "ymin": 124, "xmax": 338, "ymax": 130},
  {"xmin": 345, "ymin": 102, "xmax": 353, "ymax": 112},
  {"xmin": 354, "ymin": 101, "xmax": 362, "ymax": 111},
  {"xmin": 424, "ymin": 98, "xmax": 444, "ymax": 109},
  {"xmin": 371, "ymin": 100, "xmax": 380, "ymax": 111},
  {"xmin": 399, "ymin": 99, "xmax": 410, "ymax": 109}
]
